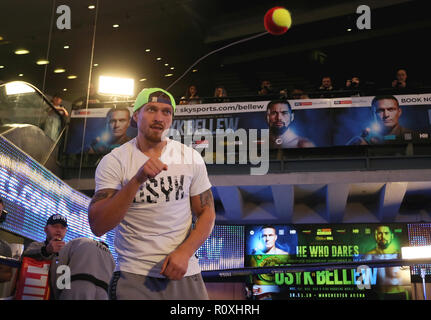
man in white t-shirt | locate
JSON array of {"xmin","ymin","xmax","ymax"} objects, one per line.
[{"xmin": 88, "ymin": 88, "xmax": 215, "ymax": 300}]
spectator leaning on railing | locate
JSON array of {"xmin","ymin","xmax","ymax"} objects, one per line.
[
  {"xmin": 180, "ymin": 85, "xmax": 201, "ymax": 105},
  {"xmin": 391, "ymin": 68, "xmax": 417, "ymax": 93},
  {"xmin": 51, "ymin": 93, "xmax": 69, "ymax": 118},
  {"xmin": 317, "ymin": 76, "xmax": 337, "ymax": 98},
  {"xmin": 344, "ymin": 76, "xmax": 363, "ymax": 96},
  {"xmin": 258, "ymin": 80, "xmax": 275, "ymax": 96},
  {"xmin": 214, "ymin": 86, "xmax": 227, "ymax": 98},
  {"xmin": 290, "ymin": 88, "xmax": 309, "ymax": 100},
  {"xmin": 213, "ymin": 86, "xmax": 229, "ymax": 103}
]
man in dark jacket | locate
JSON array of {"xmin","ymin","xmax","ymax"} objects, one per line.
[
  {"xmin": 23, "ymin": 214, "xmax": 67, "ymax": 261},
  {"xmin": 22, "ymin": 214, "xmax": 68, "ymax": 298}
]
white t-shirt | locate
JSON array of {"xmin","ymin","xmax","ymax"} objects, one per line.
[{"xmin": 95, "ymin": 138, "xmax": 212, "ymax": 277}]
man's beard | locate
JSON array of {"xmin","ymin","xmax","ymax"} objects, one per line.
[
  {"xmin": 270, "ymin": 125, "xmax": 288, "ymax": 136},
  {"xmin": 377, "ymin": 240, "xmax": 389, "ymax": 249},
  {"xmin": 144, "ymin": 128, "xmax": 169, "ymax": 143},
  {"xmin": 145, "ymin": 132, "xmax": 163, "ymax": 143}
]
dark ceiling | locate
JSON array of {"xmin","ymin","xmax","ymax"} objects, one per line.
[{"xmin": 1, "ymin": 0, "xmax": 429, "ymax": 102}]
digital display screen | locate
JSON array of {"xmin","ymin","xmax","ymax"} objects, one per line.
[
  {"xmin": 245, "ymin": 225, "xmax": 298, "ymax": 256},
  {"xmin": 245, "ymin": 223, "xmax": 411, "ymax": 300},
  {"xmin": 0, "ymin": 136, "xmax": 116, "ymax": 260},
  {"xmin": 196, "ymin": 225, "xmax": 244, "ymax": 271},
  {"xmin": 407, "ymin": 223, "xmax": 431, "ymax": 276}
]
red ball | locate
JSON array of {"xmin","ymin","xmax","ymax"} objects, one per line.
[{"xmin": 264, "ymin": 6, "xmax": 288, "ymax": 35}]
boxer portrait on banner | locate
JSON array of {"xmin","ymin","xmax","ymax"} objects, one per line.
[{"xmin": 266, "ymin": 100, "xmax": 315, "ymax": 149}]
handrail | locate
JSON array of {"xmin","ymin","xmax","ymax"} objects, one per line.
[
  {"xmin": 41, "ymin": 125, "xmax": 68, "ymax": 166},
  {"xmin": 202, "ymin": 258, "xmax": 431, "ymax": 278},
  {"xmin": 0, "ymin": 255, "xmax": 21, "ymax": 269}
]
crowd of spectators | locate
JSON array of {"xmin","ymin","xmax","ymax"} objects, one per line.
[
  {"xmin": 176, "ymin": 67, "xmax": 420, "ymax": 104},
  {"xmin": 49, "ymin": 67, "xmax": 421, "ymax": 117}
]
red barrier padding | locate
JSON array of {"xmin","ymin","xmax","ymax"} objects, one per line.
[{"xmin": 15, "ymin": 257, "xmax": 51, "ymax": 300}]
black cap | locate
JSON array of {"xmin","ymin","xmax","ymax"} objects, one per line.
[{"xmin": 46, "ymin": 214, "xmax": 68, "ymax": 227}]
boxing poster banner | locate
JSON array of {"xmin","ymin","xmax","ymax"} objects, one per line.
[
  {"xmin": 65, "ymin": 94, "xmax": 431, "ymax": 155},
  {"xmin": 332, "ymin": 95, "xmax": 431, "ymax": 146},
  {"xmin": 66, "ymin": 107, "xmax": 137, "ymax": 154},
  {"xmin": 244, "ymin": 223, "xmax": 411, "ymax": 300}
]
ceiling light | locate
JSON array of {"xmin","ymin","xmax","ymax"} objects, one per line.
[
  {"xmin": 347, "ymin": 28, "xmax": 352, "ymax": 32},
  {"xmin": 64, "ymin": 45, "xmax": 70, "ymax": 49},
  {"xmin": 54, "ymin": 68, "xmax": 66, "ymax": 73},
  {"xmin": 88, "ymin": 5, "xmax": 95, "ymax": 9},
  {"xmin": 36, "ymin": 59, "xmax": 49, "ymax": 65},
  {"xmin": 164, "ymin": 73, "xmax": 173, "ymax": 77},
  {"xmin": 0, "ymin": 36, "xmax": 3, "ymax": 41},
  {"xmin": 67, "ymin": 75, "xmax": 77, "ymax": 79},
  {"xmin": 170, "ymin": 67, "xmax": 175, "ymax": 70},
  {"xmin": 5, "ymin": 82, "xmax": 35, "ymax": 95},
  {"xmin": 164, "ymin": 63, "xmax": 169, "ymax": 66},
  {"xmin": 18, "ymin": 74, "xmax": 24, "ymax": 77},
  {"xmin": 63, "ymin": 88, "xmax": 68, "ymax": 92},
  {"xmin": 113, "ymin": 24, "xmax": 120, "ymax": 28},
  {"xmin": 156, "ymin": 57, "xmax": 162, "ymax": 61},
  {"xmin": 145, "ymin": 49, "xmax": 151, "ymax": 52},
  {"xmin": 139, "ymin": 78, "xmax": 147, "ymax": 82},
  {"xmin": 192, "ymin": 69, "xmax": 198, "ymax": 73},
  {"xmin": 93, "ymin": 63, "xmax": 98, "ymax": 67},
  {"xmin": 0, "ymin": 65, "xmax": 4, "ymax": 69},
  {"xmin": 98, "ymin": 75, "xmax": 134, "ymax": 96},
  {"xmin": 15, "ymin": 49, "xmax": 30, "ymax": 55}
]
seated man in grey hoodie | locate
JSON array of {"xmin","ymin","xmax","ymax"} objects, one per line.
[{"xmin": 55, "ymin": 237, "xmax": 115, "ymax": 300}]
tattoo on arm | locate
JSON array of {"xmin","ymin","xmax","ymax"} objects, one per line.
[
  {"xmin": 199, "ymin": 188, "xmax": 214, "ymax": 209},
  {"xmin": 89, "ymin": 189, "xmax": 118, "ymax": 206}
]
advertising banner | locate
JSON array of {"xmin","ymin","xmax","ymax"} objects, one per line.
[
  {"xmin": 244, "ymin": 223, "xmax": 411, "ymax": 300},
  {"xmin": 65, "ymin": 94, "xmax": 431, "ymax": 156}
]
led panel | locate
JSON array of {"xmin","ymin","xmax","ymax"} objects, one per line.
[
  {"xmin": 0, "ymin": 135, "xmax": 116, "ymax": 260},
  {"xmin": 407, "ymin": 223, "xmax": 431, "ymax": 276},
  {"xmin": 196, "ymin": 225, "xmax": 244, "ymax": 271}
]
